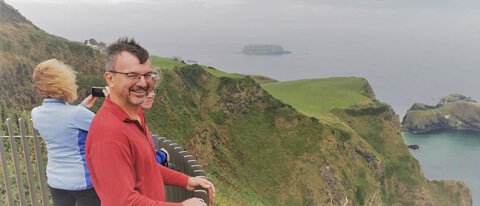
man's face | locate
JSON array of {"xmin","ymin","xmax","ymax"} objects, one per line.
[{"xmin": 105, "ymin": 51, "xmax": 153, "ymax": 108}]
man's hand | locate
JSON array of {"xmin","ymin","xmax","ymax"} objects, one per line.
[
  {"xmin": 186, "ymin": 176, "xmax": 216, "ymax": 205},
  {"xmin": 182, "ymin": 197, "xmax": 207, "ymax": 206},
  {"xmin": 81, "ymin": 95, "xmax": 97, "ymax": 108}
]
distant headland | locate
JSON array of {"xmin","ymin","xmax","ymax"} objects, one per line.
[
  {"xmin": 402, "ymin": 93, "xmax": 480, "ymax": 133},
  {"xmin": 241, "ymin": 44, "xmax": 291, "ymax": 55}
]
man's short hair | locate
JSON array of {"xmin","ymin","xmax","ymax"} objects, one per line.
[{"xmin": 105, "ymin": 37, "xmax": 150, "ymax": 71}]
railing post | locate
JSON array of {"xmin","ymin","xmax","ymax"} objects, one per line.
[
  {"xmin": 154, "ymin": 136, "xmax": 209, "ymax": 205},
  {"xmin": 194, "ymin": 190, "xmax": 209, "ymax": 205},
  {"xmin": 31, "ymin": 123, "xmax": 49, "ymax": 206},
  {"xmin": 6, "ymin": 118, "xmax": 27, "ymax": 205},
  {"xmin": 158, "ymin": 138, "xmax": 176, "ymax": 202},
  {"xmin": 0, "ymin": 120, "xmax": 15, "ymax": 206},
  {"xmin": 168, "ymin": 142, "xmax": 184, "ymax": 202},
  {"xmin": 19, "ymin": 118, "xmax": 39, "ymax": 206}
]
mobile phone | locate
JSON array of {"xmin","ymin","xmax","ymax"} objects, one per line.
[{"xmin": 91, "ymin": 87, "xmax": 105, "ymax": 97}]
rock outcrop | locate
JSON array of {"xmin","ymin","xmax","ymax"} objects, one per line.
[
  {"xmin": 402, "ymin": 94, "xmax": 480, "ymax": 133},
  {"xmin": 241, "ymin": 44, "xmax": 291, "ymax": 55}
]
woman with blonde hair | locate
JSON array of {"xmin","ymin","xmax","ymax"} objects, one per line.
[{"xmin": 31, "ymin": 59, "xmax": 100, "ymax": 206}]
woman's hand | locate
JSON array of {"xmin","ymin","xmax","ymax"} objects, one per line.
[
  {"xmin": 102, "ymin": 86, "xmax": 111, "ymax": 97},
  {"xmin": 81, "ymin": 95, "xmax": 97, "ymax": 108}
]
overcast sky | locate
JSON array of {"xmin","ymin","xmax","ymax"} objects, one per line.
[{"xmin": 7, "ymin": 0, "xmax": 480, "ymax": 56}]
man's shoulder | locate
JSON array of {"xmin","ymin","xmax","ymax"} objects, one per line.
[{"xmin": 91, "ymin": 108, "xmax": 120, "ymax": 129}]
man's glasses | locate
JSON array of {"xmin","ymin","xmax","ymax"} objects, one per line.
[{"xmin": 108, "ymin": 70, "xmax": 159, "ymax": 81}]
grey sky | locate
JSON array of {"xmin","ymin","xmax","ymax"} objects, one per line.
[{"xmin": 7, "ymin": 0, "xmax": 480, "ymax": 53}]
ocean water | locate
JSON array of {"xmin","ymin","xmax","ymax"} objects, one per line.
[{"xmin": 403, "ymin": 132, "xmax": 480, "ymax": 205}]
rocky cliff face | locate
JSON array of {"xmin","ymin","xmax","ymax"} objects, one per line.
[{"xmin": 402, "ymin": 94, "xmax": 480, "ymax": 133}]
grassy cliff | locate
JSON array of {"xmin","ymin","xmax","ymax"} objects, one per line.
[
  {"xmin": 261, "ymin": 77, "xmax": 374, "ymax": 117},
  {"xmin": 145, "ymin": 60, "xmax": 471, "ymax": 205}
]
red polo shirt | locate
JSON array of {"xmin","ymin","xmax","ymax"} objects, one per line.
[{"xmin": 86, "ymin": 97, "xmax": 189, "ymax": 206}]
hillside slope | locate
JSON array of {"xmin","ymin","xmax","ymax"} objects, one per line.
[
  {"xmin": 146, "ymin": 65, "xmax": 472, "ymax": 205},
  {"xmin": 0, "ymin": 0, "xmax": 105, "ymax": 110}
]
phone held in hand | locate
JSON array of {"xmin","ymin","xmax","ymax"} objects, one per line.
[{"xmin": 91, "ymin": 87, "xmax": 105, "ymax": 97}]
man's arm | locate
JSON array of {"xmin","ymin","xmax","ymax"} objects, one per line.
[
  {"xmin": 157, "ymin": 164, "xmax": 189, "ymax": 187},
  {"xmin": 158, "ymin": 165, "xmax": 216, "ymax": 204},
  {"xmin": 88, "ymin": 141, "xmax": 182, "ymax": 206}
]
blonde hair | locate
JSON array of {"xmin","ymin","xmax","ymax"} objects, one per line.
[
  {"xmin": 33, "ymin": 59, "xmax": 78, "ymax": 103},
  {"xmin": 152, "ymin": 67, "xmax": 162, "ymax": 88}
]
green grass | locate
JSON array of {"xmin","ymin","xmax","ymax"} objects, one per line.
[
  {"xmin": 261, "ymin": 77, "xmax": 373, "ymax": 117},
  {"xmin": 203, "ymin": 67, "xmax": 244, "ymax": 79},
  {"xmin": 150, "ymin": 56, "xmax": 244, "ymax": 79},
  {"xmin": 150, "ymin": 56, "xmax": 186, "ymax": 70}
]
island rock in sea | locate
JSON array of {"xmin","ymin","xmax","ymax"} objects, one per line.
[
  {"xmin": 402, "ymin": 93, "xmax": 480, "ymax": 133},
  {"xmin": 241, "ymin": 44, "xmax": 291, "ymax": 55}
]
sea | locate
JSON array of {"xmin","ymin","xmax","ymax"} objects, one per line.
[
  {"xmin": 404, "ymin": 132, "xmax": 480, "ymax": 204},
  {"xmin": 157, "ymin": 48, "xmax": 480, "ymax": 204}
]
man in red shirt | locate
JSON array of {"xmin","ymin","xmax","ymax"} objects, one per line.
[{"xmin": 86, "ymin": 38, "xmax": 215, "ymax": 206}]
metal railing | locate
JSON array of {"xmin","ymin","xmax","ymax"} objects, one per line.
[
  {"xmin": 0, "ymin": 118, "xmax": 49, "ymax": 206},
  {"xmin": 0, "ymin": 118, "xmax": 209, "ymax": 205},
  {"xmin": 155, "ymin": 136, "xmax": 210, "ymax": 204}
]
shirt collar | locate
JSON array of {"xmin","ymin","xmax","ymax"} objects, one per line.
[
  {"xmin": 42, "ymin": 98, "xmax": 67, "ymax": 105},
  {"xmin": 103, "ymin": 97, "xmax": 146, "ymax": 132}
]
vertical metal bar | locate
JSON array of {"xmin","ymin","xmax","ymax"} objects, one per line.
[
  {"xmin": 186, "ymin": 159, "xmax": 197, "ymax": 176},
  {"xmin": 167, "ymin": 142, "xmax": 182, "ymax": 202},
  {"xmin": 160, "ymin": 139, "xmax": 175, "ymax": 202},
  {"xmin": 31, "ymin": 122, "xmax": 49, "ymax": 206},
  {"xmin": 6, "ymin": 118, "xmax": 27, "ymax": 205},
  {"xmin": 194, "ymin": 190, "xmax": 209, "ymax": 206},
  {"xmin": 171, "ymin": 145, "xmax": 187, "ymax": 201},
  {"xmin": 182, "ymin": 155, "xmax": 193, "ymax": 176},
  {"xmin": 185, "ymin": 160, "xmax": 198, "ymax": 199},
  {"xmin": 0, "ymin": 124, "xmax": 15, "ymax": 206},
  {"xmin": 155, "ymin": 136, "xmax": 166, "ymax": 150},
  {"xmin": 19, "ymin": 118, "xmax": 38, "ymax": 206}
]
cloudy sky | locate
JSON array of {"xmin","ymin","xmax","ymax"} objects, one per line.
[
  {"xmin": 7, "ymin": 0, "xmax": 480, "ymax": 57},
  {"xmin": 6, "ymin": 0, "xmax": 480, "ymax": 77}
]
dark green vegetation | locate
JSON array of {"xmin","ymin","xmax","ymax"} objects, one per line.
[
  {"xmin": 0, "ymin": 1, "xmax": 473, "ymax": 205},
  {"xmin": 403, "ymin": 94, "xmax": 480, "ymax": 133}
]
